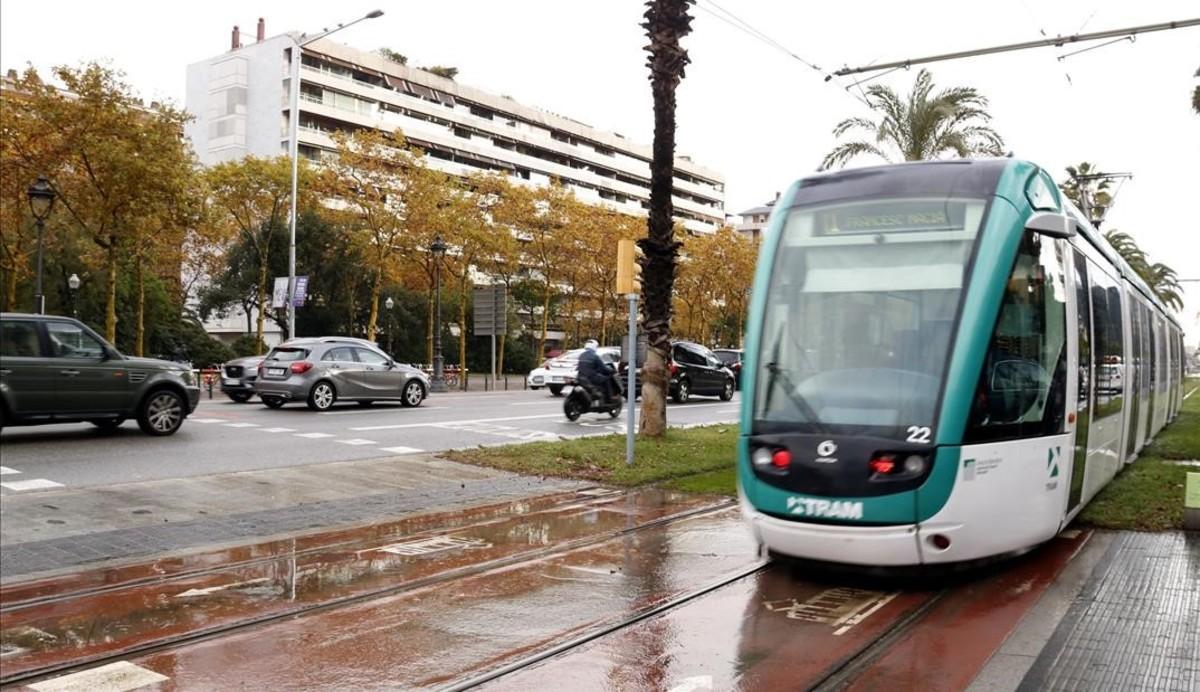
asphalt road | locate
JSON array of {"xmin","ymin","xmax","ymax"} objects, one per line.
[{"xmin": 0, "ymin": 388, "xmax": 740, "ymax": 494}]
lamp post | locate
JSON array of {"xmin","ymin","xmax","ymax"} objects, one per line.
[
  {"xmin": 68, "ymin": 273, "xmax": 81, "ymax": 319},
  {"xmin": 26, "ymin": 176, "xmax": 56, "ymax": 315},
  {"xmin": 286, "ymin": 9, "xmax": 384, "ymax": 340},
  {"xmin": 384, "ymin": 296, "xmax": 395, "ymax": 357},
  {"xmin": 430, "ymin": 234, "xmax": 448, "ymax": 393}
]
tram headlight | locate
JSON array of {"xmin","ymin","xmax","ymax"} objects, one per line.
[
  {"xmin": 903, "ymin": 455, "xmax": 927, "ymax": 475},
  {"xmin": 752, "ymin": 447, "xmax": 774, "ymax": 468}
]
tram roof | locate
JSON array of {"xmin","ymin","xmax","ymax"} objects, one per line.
[{"xmin": 786, "ymin": 159, "xmax": 1181, "ymax": 328}]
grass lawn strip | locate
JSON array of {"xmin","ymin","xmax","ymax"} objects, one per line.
[{"xmin": 1080, "ymin": 378, "xmax": 1200, "ymax": 531}]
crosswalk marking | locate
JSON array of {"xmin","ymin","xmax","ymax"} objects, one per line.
[
  {"xmin": 223, "ymin": 422, "xmax": 259, "ymax": 428},
  {"xmin": 295, "ymin": 432, "xmax": 334, "ymax": 439},
  {"xmin": 380, "ymin": 446, "xmax": 423, "ymax": 455},
  {"xmin": 261, "ymin": 427, "xmax": 296, "ymax": 433},
  {"xmin": 337, "ymin": 438, "xmax": 377, "ymax": 446},
  {"xmin": 0, "ymin": 466, "xmax": 20, "ymax": 475},
  {"xmin": 1, "ymin": 478, "xmax": 65, "ymax": 492},
  {"xmin": 27, "ymin": 660, "xmax": 169, "ymax": 691},
  {"xmin": 189, "ymin": 418, "xmax": 224, "ymax": 423}
]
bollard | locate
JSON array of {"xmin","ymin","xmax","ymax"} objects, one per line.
[{"xmin": 1185, "ymin": 472, "xmax": 1200, "ymax": 531}]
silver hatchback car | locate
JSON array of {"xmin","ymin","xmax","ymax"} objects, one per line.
[{"xmin": 253, "ymin": 337, "xmax": 429, "ymax": 411}]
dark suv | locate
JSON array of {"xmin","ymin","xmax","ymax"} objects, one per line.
[
  {"xmin": 713, "ymin": 348, "xmax": 744, "ymax": 389},
  {"xmin": 0, "ymin": 313, "xmax": 200, "ymax": 435},
  {"xmin": 669, "ymin": 341, "xmax": 736, "ymax": 403},
  {"xmin": 220, "ymin": 355, "xmax": 265, "ymax": 402}
]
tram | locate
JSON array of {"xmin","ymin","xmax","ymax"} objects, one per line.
[{"xmin": 739, "ymin": 159, "xmax": 1185, "ymax": 566}]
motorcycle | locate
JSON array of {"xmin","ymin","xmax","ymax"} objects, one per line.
[{"xmin": 563, "ymin": 369, "xmax": 623, "ymax": 421}]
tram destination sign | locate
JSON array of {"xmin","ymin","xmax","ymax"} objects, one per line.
[{"xmin": 817, "ymin": 199, "xmax": 968, "ymax": 236}]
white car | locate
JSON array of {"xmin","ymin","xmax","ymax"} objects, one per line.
[{"xmin": 527, "ymin": 347, "xmax": 620, "ymax": 396}]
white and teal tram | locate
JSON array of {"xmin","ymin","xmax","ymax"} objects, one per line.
[{"xmin": 739, "ymin": 159, "xmax": 1186, "ymax": 566}]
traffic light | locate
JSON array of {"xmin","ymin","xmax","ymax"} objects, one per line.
[{"xmin": 616, "ymin": 239, "xmax": 641, "ymax": 295}]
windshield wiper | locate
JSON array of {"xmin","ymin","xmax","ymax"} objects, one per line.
[{"xmin": 761, "ymin": 334, "xmax": 824, "ymax": 430}]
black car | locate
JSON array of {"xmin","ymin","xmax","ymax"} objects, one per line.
[
  {"xmin": 0, "ymin": 313, "xmax": 200, "ymax": 435},
  {"xmin": 669, "ymin": 341, "xmax": 735, "ymax": 403},
  {"xmin": 220, "ymin": 355, "xmax": 265, "ymax": 403},
  {"xmin": 713, "ymin": 348, "xmax": 744, "ymax": 389}
]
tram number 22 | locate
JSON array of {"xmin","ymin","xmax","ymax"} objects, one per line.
[{"xmin": 906, "ymin": 426, "xmax": 933, "ymax": 444}]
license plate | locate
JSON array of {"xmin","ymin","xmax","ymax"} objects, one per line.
[
  {"xmin": 267, "ymin": 368, "xmax": 286, "ymax": 376},
  {"xmin": 223, "ymin": 378, "xmax": 238, "ymax": 386}
]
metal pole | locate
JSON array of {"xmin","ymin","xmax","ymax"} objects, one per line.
[
  {"xmin": 431, "ymin": 255, "xmax": 447, "ymax": 393},
  {"xmin": 287, "ymin": 42, "xmax": 301, "ymax": 341},
  {"xmin": 34, "ymin": 219, "xmax": 45, "ymax": 315},
  {"xmin": 833, "ymin": 18, "xmax": 1200, "ymax": 77},
  {"xmin": 626, "ymin": 293, "xmax": 637, "ymax": 466}
]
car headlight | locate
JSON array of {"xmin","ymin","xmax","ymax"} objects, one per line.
[{"xmin": 180, "ymin": 369, "xmax": 195, "ymax": 386}]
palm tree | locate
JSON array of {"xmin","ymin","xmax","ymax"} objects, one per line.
[
  {"xmin": 638, "ymin": 0, "xmax": 693, "ymax": 437},
  {"xmin": 821, "ymin": 69, "xmax": 1004, "ymax": 170},
  {"xmin": 1062, "ymin": 162, "xmax": 1113, "ymax": 225},
  {"xmin": 1103, "ymin": 229, "xmax": 1184, "ymax": 312}
]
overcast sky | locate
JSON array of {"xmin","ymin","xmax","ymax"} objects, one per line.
[{"xmin": 3, "ymin": 1, "xmax": 1198, "ymax": 343}]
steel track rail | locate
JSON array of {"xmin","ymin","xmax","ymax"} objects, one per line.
[
  {"xmin": 442, "ymin": 560, "xmax": 772, "ymax": 691},
  {"xmin": 2, "ymin": 499, "xmax": 736, "ymax": 687}
]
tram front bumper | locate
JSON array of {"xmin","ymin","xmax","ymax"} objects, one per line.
[{"xmin": 742, "ymin": 503, "xmax": 923, "ymax": 566}]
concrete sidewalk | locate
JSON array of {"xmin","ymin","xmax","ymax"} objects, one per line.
[
  {"xmin": 0, "ymin": 454, "xmax": 582, "ymax": 582},
  {"xmin": 972, "ymin": 530, "xmax": 1198, "ymax": 691}
]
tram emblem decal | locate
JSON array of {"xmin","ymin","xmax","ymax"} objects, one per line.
[
  {"xmin": 816, "ymin": 440, "xmax": 838, "ymax": 463},
  {"xmin": 1046, "ymin": 446, "xmax": 1061, "ymax": 491}
]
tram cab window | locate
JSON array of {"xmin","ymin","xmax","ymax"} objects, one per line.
[{"xmin": 966, "ymin": 232, "xmax": 1067, "ymax": 442}]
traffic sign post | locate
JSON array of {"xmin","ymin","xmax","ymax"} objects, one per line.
[
  {"xmin": 616, "ymin": 238, "xmax": 641, "ymax": 466},
  {"xmin": 473, "ymin": 285, "xmax": 507, "ymax": 389}
]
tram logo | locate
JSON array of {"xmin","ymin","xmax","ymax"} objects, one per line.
[
  {"xmin": 811, "ymin": 438, "xmax": 840, "ymax": 460},
  {"xmin": 787, "ymin": 496, "xmax": 864, "ymax": 520}
]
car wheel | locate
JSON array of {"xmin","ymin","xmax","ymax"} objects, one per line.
[
  {"xmin": 401, "ymin": 380, "xmax": 426, "ymax": 408},
  {"xmin": 719, "ymin": 378, "xmax": 735, "ymax": 401},
  {"xmin": 261, "ymin": 396, "xmax": 286, "ymax": 409},
  {"xmin": 137, "ymin": 390, "xmax": 185, "ymax": 436},
  {"xmin": 228, "ymin": 392, "xmax": 252, "ymax": 403},
  {"xmin": 530, "ymin": 385, "xmax": 541, "ymax": 391},
  {"xmin": 549, "ymin": 384, "xmax": 564, "ymax": 397},
  {"xmin": 673, "ymin": 379, "xmax": 690, "ymax": 404},
  {"xmin": 90, "ymin": 418, "xmax": 125, "ymax": 433},
  {"xmin": 307, "ymin": 381, "xmax": 337, "ymax": 411}
]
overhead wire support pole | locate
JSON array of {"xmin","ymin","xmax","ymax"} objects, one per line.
[{"xmin": 831, "ymin": 18, "xmax": 1200, "ymax": 78}]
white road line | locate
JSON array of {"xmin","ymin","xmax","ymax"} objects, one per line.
[
  {"xmin": 223, "ymin": 422, "xmax": 259, "ymax": 428},
  {"xmin": 27, "ymin": 661, "xmax": 169, "ymax": 691},
  {"xmin": 353, "ymin": 413, "xmax": 562, "ymax": 432},
  {"xmin": 379, "ymin": 446, "xmax": 424, "ymax": 455},
  {"xmin": 261, "ymin": 427, "xmax": 296, "ymax": 433},
  {"xmin": 189, "ymin": 418, "xmax": 225, "ymax": 423},
  {"xmin": 0, "ymin": 466, "xmax": 20, "ymax": 475},
  {"xmin": 319, "ymin": 406, "xmax": 449, "ymax": 416},
  {"xmin": 1185, "ymin": 387, "xmax": 1197, "ymax": 401},
  {"xmin": 295, "ymin": 432, "xmax": 334, "ymax": 439},
  {"xmin": 337, "ymin": 438, "xmax": 378, "ymax": 446},
  {"xmin": 1, "ymin": 478, "xmax": 65, "ymax": 492}
]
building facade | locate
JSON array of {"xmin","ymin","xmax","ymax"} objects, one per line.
[
  {"xmin": 735, "ymin": 192, "xmax": 780, "ymax": 240},
  {"xmin": 185, "ymin": 22, "xmax": 726, "ymax": 234}
]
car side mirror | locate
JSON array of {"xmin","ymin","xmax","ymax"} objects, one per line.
[{"xmin": 1025, "ymin": 212, "xmax": 1078, "ymax": 239}]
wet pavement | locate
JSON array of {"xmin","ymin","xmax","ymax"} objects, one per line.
[{"xmin": 0, "ymin": 488, "xmax": 728, "ymax": 685}]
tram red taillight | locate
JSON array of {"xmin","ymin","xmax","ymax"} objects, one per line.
[
  {"xmin": 771, "ymin": 450, "xmax": 792, "ymax": 468},
  {"xmin": 869, "ymin": 454, "xmax": 897, "ymax": 475}
]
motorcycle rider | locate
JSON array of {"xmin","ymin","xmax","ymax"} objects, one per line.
[{"xmin": 577, "ymin": 339, "xmax": 616, "ymax": 404}]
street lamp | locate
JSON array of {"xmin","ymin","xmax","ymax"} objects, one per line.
[
  {"xmin": 286, "ymin": 9, "xmax": 384, "ymax": 340},
  {"xmin": 430, "ymin": 234, "xmax": 448, "ymax": 393},
  {"xmin": 384, "ymin": 296, "xmax": 395, "ymax": 356},
  {"xmin": 68, "ymin": 273, "xmax": 81, "ymax": 319},
  {"xmin": 26, "ymin": 176, "xmax": 56, "ymax": 315}
]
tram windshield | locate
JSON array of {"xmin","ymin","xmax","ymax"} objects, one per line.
[{"xmin": 754, "ymin": 196, "xmax": 987, "ymax": 438}]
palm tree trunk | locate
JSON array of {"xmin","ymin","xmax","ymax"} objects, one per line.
[
  {"xmin": 104, "ymin": 242, "xmax": 118, "ymax": 343},
  {"xmin": 639, "ymin": 0, "xmax": 693, "ymax": 436}
]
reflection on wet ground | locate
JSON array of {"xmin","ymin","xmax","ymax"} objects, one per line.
[{"xmin": 0, "ymin": 487, "xmax": 725, "ymax": 683}]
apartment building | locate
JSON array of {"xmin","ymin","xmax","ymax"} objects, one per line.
[{"xmin": 185, "ymin": 20, "xmax": 726, "ymax": 234}]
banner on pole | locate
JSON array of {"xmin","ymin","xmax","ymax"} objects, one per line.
[{"xmin": 272, "ymin": 276, "xmax": 310, "ymax": 308}]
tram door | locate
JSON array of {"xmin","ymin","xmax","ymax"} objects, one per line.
[
  {"xmin": 1124, "ymin": 293, "xmax": 1141, "ymax": 463},
  {"xmin": 1066, "ymin": 251, "xmax": 1092, "ymax": 514}
]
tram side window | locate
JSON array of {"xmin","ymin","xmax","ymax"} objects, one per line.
[
  {"xmin": 1090, "ymin": 266, "xmax": 1125, "ymax": 419},
  {"xmin": 966, "ymin": 233, "xmax": 1067, "ymax": 443}
]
